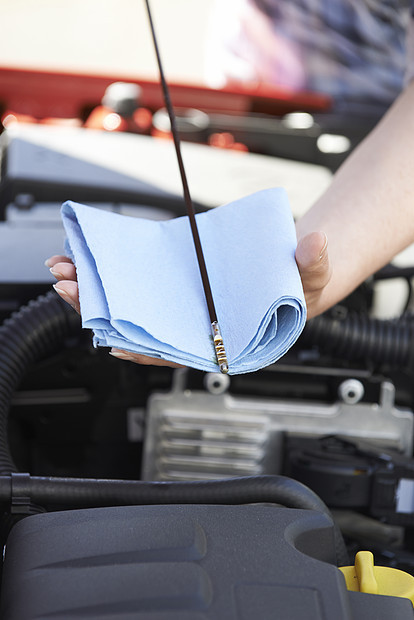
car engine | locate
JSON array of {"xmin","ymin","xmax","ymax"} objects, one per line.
[{"xmin": 1, "ymin": 120, "xmax": 414, "ymax": 618}]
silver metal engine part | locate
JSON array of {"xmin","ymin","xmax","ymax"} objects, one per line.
[{"xmin": 141, "ymin": 369, "xmax": 414, "ymax": 481}]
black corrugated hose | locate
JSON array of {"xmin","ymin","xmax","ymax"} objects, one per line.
[
  {"xmin": 0, "ymin": 291, "xmax": 80, "ymax": 549},
  {"xmin": 0, "ymin": 291, "xmax": 80, "ymax": 474},
  {"xmin": 301, "ymin": 311, "xmax": 414, "ymax": 368}
]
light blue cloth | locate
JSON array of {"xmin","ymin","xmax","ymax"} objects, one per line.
[{"xmin": 61, "ymin": 188, "xmax": 306, "ymax": 374}]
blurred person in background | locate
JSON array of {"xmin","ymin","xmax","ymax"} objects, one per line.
[{"xmin": 205, "ymin": 0, "xmax": 412, "ymax": 118}]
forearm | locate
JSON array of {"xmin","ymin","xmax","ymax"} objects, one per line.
[{"xmin": 296, "ymin": 81, "xmax": 414, "ymax": 316}]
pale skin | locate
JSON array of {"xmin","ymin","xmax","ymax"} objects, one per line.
[{"xmin": 47, "ymin": 81, "xmax": 414, "ymax": 367}]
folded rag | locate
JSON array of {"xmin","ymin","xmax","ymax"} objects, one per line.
[{"xmin": 61, "ymin": 187, "xmax": 306, "ymax": 374}]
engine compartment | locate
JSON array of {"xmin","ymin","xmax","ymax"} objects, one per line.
[{"xmin": 1, "ymin": 119, "xmax": 414, "ymax": 617}]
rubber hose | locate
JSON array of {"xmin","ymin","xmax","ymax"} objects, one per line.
[
  {"xmin": 301, "ymin": 312, "xmax": 414, "ymax": 368},
  {"xmin": 0, "ymin": 292, "xmax": 80, "ymax": 474},
  {"xmin": 0, "ymin": 473, "xmax": 349, "ymax": 565},
  {"xmin": 3, "ymin": 473, "xmax": 329, "ymax": 511}
]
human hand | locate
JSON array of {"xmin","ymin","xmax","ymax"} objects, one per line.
[
  {"xmin": 45, "ymin": 255, "xmax": 184, "ymax": 368},
  {"xmin": 295, "ymin": 231, "xmax": 331, "ymax": 320}
]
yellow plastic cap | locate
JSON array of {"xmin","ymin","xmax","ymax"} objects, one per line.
[{"xmin": 339, "ymin": 550, "xmax": 414, "ymax": 605}]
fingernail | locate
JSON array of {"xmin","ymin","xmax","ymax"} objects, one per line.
[
  {"xmin": 44, "ymin": 258, "xmax": 52, "ymax": 268},
  {"xmin": 319, "ymin": 233, "xmax": 328, "ymax": 260},
  {"xmin": 50, "ymin": 267, "xmax": 63, "ymax": 278},
  {"xmin": 53, "ymin": 284, "xmax": 76, "ymax": 308}
]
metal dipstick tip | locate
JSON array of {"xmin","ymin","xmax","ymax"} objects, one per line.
[{"xmin": 211, "ymin": 321, "xmax": 229, "ymax": 374}]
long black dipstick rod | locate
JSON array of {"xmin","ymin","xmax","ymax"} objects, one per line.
[{"xmin": 144, "ymin": 0, "xmax": 229, "ymax": 374}]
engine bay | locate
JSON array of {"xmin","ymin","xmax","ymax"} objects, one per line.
[{"xmin": 1, "ymin": 114, "xmax": 414, "ymax": 617}]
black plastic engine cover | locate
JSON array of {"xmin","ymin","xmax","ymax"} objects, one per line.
[{"xmin": 0, "ymin": 504, "xmax": 412, "ymax": 619}]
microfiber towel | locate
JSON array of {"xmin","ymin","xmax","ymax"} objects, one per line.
[{"xmin": 61, "ymin": 187, "xmax": 306, "ymax": 374}]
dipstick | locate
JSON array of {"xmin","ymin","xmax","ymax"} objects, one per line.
[
  {"xmin": 145, "ymin": 0, "xmax": 229, "ymax": 373},
  {"xmin": 211, "ymin": 321, "xmax": 229, "ymax": 374}
]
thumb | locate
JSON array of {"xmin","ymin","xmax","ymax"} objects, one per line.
[{"xmin": 295, "ymin": 231, "xmax": 331, "ymax": 318}]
